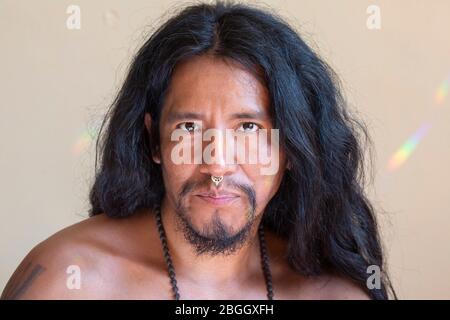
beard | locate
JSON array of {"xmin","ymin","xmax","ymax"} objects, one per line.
[{"xmin": 173, "ymin": 178, "xmax": 257, "ymax": 256}]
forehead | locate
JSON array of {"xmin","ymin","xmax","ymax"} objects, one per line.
[{"xmin": 161, "ymin": 55, "xmax": 270, "ymax": 118}]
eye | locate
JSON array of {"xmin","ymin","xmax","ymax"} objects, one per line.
[
  {"xmin": 177, "ymin": 122, "xmax": 201, "ymax": 133},
  {"xmin": 237, "ymin": 122, "xmax": 261, "ymax": 133}
]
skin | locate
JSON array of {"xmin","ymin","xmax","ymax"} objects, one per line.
[{"xmin": 1, "ymin": 55, "xmax": 370, "ymax": 300}]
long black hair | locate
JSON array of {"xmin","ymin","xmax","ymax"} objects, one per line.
[{"xmin": 89, "ymin": 1, "xmax": 395, "ymax": 299}]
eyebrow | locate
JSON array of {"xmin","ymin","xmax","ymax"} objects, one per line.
[
  {"xmin": 229, "ymin": 111, "xmax": 268, "ymax": 120},
  {"xmin": 166, "ymin": 110, "xmax": 269, "ymax": 123},
  {"xmin": 167, "ymin": 112, "xmax": 204, "ymax": 123}
]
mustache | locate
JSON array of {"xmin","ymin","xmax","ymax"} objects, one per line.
[{"xmin": 178, "ymin": 178, "xmax": 256, "ymax": 212}]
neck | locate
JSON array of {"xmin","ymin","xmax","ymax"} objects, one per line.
[{"xmin": 158, "ymin": 196, "xmax": 264, "ymax": 287}]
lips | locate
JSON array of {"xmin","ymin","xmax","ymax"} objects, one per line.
[
  {"xmin": 195, "ymin": 190, "xmax": 240, "ymax": 198},
  {"xmin": 195, "ymin": 190, "xmax": 240, "ymax": 205}
]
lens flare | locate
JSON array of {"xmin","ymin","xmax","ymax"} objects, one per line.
[
  {"xmin": 435, "ymin": 76, "xmax": 449, "ymax": 105},
  {"xmin": 388, "ymin": 122, "xmax": 432, "ymax": 171},
  {"xmin": 71, "ymin": 128, "xmax": 97, "ymax": 155}
]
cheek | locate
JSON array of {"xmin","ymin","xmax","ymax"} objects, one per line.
[
  {"xmin": 159, "ymin": 141, "xmax": 196, "ymax": 191},
  {"xmin": 258, "ymin": 174, "xmax": 283, "ymax": 200},
  {"xmin": 243, "ymin": 166, "xmax": 284, "ymax": 205},
  {"xmin": 246, "ymin": 140, "xmax": 286, "ymax": 198}
]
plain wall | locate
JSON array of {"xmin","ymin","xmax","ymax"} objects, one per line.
[{"xmin": 1, "ymin": 0, "xmax": 449, "ymax": 299}]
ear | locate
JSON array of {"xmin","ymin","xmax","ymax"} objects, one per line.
[{"xmin": 144, "ymin": 113, "xmax": 161, "ymax": 164}]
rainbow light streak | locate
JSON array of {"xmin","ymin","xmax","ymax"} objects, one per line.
[
  {"xmin": 71, "ymin": 128, "xmax": 98, "ymax": 155},
  {"xmin": 388, "ymin": 122, "xmax": 432, "ymax": 171},
  {"xmin": 435, "ymin": 76, "xmax": 449, "ymax": 104}
]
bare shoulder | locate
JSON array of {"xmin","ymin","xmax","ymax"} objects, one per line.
[
  {"xmin": 313, "ymin": 274, "xmax": 371, "ymax": 300},
  {"xmin": 264, "ymin": 229, "xmax": 370, "ymax": 300},
  {"xmin": 1, "ymin": 214, "xmax": 110, "ymax": 299},
  {"xmin": 1, "ymin": 210, "xmax": 156, "ymax": 300}
]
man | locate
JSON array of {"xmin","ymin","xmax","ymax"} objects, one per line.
[{"xmin": 1, "ymin": 1, "xmax": 394, "ymax": 300}]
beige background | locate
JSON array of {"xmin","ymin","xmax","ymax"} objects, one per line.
[{"xmin": 1, "ymin": 0, "xmax": 449, "ymax": 299}]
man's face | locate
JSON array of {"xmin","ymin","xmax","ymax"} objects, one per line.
[{"xmin": 146, "ymin": 55, "xmax": 286, "ymax": 255}]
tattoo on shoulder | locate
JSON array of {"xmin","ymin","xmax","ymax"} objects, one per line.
[{"xmin": 1, "ymin": 261, "xmax": 46, "ymax": 300}]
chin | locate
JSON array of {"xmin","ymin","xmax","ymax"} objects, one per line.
[{"xmin": 188, "ymin": 206, "xmax": 247, "ymax": 236}]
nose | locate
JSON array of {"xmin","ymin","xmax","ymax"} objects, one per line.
[
  {"xmin": 199, "ymin": 162, "xmax": 237, "ymax": 179},
  {"xmin": 198, "ymin": 129, "xmax": 238, "ymax": 178}
]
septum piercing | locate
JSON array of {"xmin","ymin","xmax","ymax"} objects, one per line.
[{"xmin": 211, "ymin": 175, "xmax": 223, "ymax": 186}]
